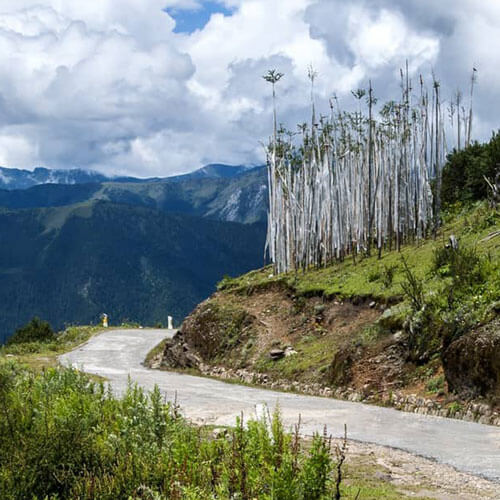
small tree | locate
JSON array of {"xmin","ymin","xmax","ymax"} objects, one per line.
[{"xmin": 7, "ymin": 317, "xmax": 55, "ymax": 345}]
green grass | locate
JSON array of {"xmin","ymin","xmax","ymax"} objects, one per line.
[
  {"xmin": 0, "ymin": 325, "xmax": 104, "ymax": 371},
  {"xmin": 255, "ymin": 334, "xmax": 338, "ymax": 382}
]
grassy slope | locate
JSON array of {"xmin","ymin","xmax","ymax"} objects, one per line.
[
  {"xmin": 0, "ymin": 325, "xmax": 105, "ymax": 371},
  {"xmin": 220, "ymin": 203, "xmax": 499, "ymax": 304}
]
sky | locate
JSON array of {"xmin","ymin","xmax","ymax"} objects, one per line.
[{"xmin": 0, "ymin": 0, "xmax": 499, "ymax": 177}]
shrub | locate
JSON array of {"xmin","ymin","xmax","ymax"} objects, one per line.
[
  {"xmin": 382, "ymin": 264, "xmax": 397, "ymax": 289},
  {"xmin": 441, "ymin": 132, "xmax": 500, "ymax": 205},
  {"xmin": 366, "ymin": 268, "xmax": 381, "ymax": 283},
  {"xmin": 426, "ymin": 374, "xmax": 445, "ymax": 394},
  {"xmin": 0, "ymin": 362, "xmax": 348, "ymax": 500},
  {"xmin": 432, "ymin": 244, "xmax": 482, "ymax": 282},
  {"xmin": 432, "ymin": 243, "xmax": 487, "ymax": 308},
  {"xmin": 6, "ymin": 317, "xmax": 55, "ymax": 345},
  {"xmin": 400, "ymin": 257, "xmax": 424, "ymax": 312},
  {"xmin": 401, "ymin": 240, "xmax": 496, "ymax": 363},
  {"xmin": 405, "ymin": 303, "xmax": 443, "ymax": 364}
]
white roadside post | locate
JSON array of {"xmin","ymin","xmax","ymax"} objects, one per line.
[
  {"xmin": 168, "ymin": 316, "xmax": 173, "ymax": 330},
  {"xmin": 101, "ymin": 313, "xmax": 108, "ymax": 328}
]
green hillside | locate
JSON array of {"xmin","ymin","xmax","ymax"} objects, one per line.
[
  {"xmin": 0, "ymin": 201, "xmax": 266, "ymax": 342},
  {"xmin": 220, "ymin": 203, "xmax": 499, "ymax": 307}
]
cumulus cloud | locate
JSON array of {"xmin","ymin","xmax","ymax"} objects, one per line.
[{"xmin": 0, "ymin": 0, "xmax": 498, "ymax": 176}]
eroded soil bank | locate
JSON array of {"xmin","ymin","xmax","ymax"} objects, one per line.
[{"xmin": 148, "ymin": 284, "xmax": 500, "ymax": 426}]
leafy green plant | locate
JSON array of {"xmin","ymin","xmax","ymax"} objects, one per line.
[
  {"xmin": 367, "ymin": 268, "xmax": 382, "ymax": 283},
  {"xmin": 382, "ymin": 264, "xmax": 397, "ymax": 289},
  {"xmin": 448, "ymin": 401, "xmax": 463, "ymax": 416},
  {"xmin": 400, "ymin": 257, "xmax": 424, "ymax": 312},
  {"xmin": 426, "ymin": 375, "xmax": 445, "ymax": 394},
  {"xmin": 432, "ymin": 244, "xmax": 484, "ymax": 289}
]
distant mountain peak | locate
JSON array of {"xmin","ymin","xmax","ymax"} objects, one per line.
[
  {"xmin": 0, "ymin": 166, "xmax": 110, "ymax": 190},
  {"xmin": 167, "ymin": 164, "xmax": 264, "ymax": 182},
  {"xmin": 196, "ymin": 164, "xmax": 251, "ymax": 177},
  {"xmin": 0, "ymin": 163, "xmax": 265, "ymax": 191}
]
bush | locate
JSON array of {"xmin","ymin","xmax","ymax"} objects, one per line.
[
  {"xmin": 400, "ymin": 257, "xmax": 424, "ymax": 312},
  {"xmin": 441, "ymin": 132, "xmax": 500, "ymax": 205},
  {"xmin": 401, "ymin": 241, "xmax": 496, "ymax": 363},
  {"xmin": 432, "ymin": 243, "xmax": 487, "ymax": 307},
  {"xmin": 0, "ymin": 362, "xmax": 348, "ymax": 500},
  {"xmin": 6, "ymin": 317, "xmax": 55, "ymax": 345},
  {"xmin": 426, "ymin": 374, "xmax": 445, "ymax": 394},
  {"xmin": 382, "ymin": 264, "xmax": 397, "ymax": 289}
]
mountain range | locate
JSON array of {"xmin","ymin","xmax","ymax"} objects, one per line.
[
  {"xmin": 0, "ymin": 164, "xmax": 257, "ymax": 191},
  {"xmin": 0, "ymin": 164, "xmax": 267, "ymax": 224},
  {"xmin": 0, "ymin": 164, "xmax": 269, "ymax": 342}
]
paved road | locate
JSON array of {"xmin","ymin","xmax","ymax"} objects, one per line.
[{"xmin": 59, "ymin": 328, "xmax": 500, "ymax": 482}]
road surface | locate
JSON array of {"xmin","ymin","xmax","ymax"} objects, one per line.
[{"xmin": 59, "ymin": 328, "xmax": 500, "ymax": 482}]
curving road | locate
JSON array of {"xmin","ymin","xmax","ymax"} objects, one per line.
[{"xmin": 59, "ymin": 328, "xmax": 500, "ymax": 482}]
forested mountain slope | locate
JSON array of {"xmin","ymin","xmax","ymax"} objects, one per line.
[{"xmin": 0, "ymin": 201, "xmax": 266, "ymax": 342}]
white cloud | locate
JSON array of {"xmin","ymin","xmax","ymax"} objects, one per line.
[
  {"xmin": 0, "ymin": 133, "xmax": 38, "ymax": 167},
  {"xmin": 0, "ymin": 0, "xmax": 498, "ymax": 176},
  {"xmin": 348, "ymin": 8, "xmax": 439, "ymax": 70}
]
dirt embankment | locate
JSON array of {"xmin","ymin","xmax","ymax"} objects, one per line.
[{"xmin": 149, "ymin": 285, "xmax": 500, "ymax": 426}]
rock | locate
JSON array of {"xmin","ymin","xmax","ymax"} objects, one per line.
[
  {"xmin": 374, "ymin": 471, "xmax": 392, "ymax": 482},
  {"xmin": 161, "ymin": 339, "xmax": 201, "ymax": 369},
  {"xmin": 314, "ymin": 304, "xmax": 326, "ymax": 319},
  {"xmin": 328, "ymin": 344, "xmax": 355, "ymax": 386},
  {"xmin": 149, "ymin": 358, "xmax": 161, "ymax": 370},
  {"xmin": 284, "ymin": 346, "xmax": 298, "ymax": 357},
  {"xmin": 269, "ymin": 349, "xmax": 285, "ymax": 360},
  {"xmin": 377, "ymin": 304, "xmax": 410, "ymax": 330},
  {"xmin": 392, "ymin": 330, "xmax": 404, "ymax": 341},
  {"xmin": 442, "ymin": 320, "xmax": 500, "ymax": 398},
  {"xmin": 369, "ymin": 301, "xmax": 376, "ymax": 309}
]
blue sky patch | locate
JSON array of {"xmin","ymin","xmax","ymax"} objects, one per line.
[{"xmin": 168, "ymin": 1, "xmax": 234, "ymax": 34}]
